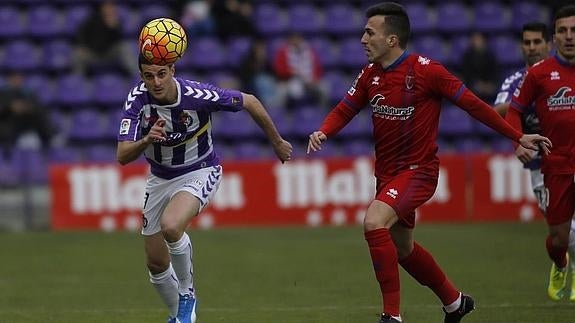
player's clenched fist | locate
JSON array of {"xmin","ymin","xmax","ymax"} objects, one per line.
[
  {"xmin": 307, "ymin": 131, "xmax": 327, "ymax": 154},
  {"xmin": 144, "ymin": 118, "xmax": 167, "ymax": 144}
]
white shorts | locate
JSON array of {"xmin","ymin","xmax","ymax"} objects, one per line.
[{"xmin": 141, "ymin": 165, "xmax": 222, "ymax": 235}]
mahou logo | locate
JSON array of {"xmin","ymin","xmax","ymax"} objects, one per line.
[{"xmin": 68, "ymin": 166, "xmax": 146, "ymax": 213}]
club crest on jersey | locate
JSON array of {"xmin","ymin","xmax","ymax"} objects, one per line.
[
  {"xmin": 179, "ymin": 111, "xmax": 193, "ymax": 127},
  {"xmin": 405, "ymin": 73, "xmax": 415, "ymax": 90}
]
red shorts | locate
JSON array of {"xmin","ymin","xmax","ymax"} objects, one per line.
[
  {"xmin": 375, "ymin": 166, "xmax": 438, "ymax": 229},
  {"xmin": 544, "ymin": 173, "xmax": 575, "ymax": 226}
]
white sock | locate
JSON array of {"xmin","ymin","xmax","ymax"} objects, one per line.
[
  {"xmin": 569, "ymin": 220, "xmax": 575, "ymax": 271},
  {"xmin": 443, "ymin": 292, "xmax": 462, "ymax": 313},
  {"xmin": 167, "ymin": 233, "xmax": 194, "ymax": 295},
  {"xmin": 149, "ymin": 264, "xmax": 179, "ymax": 317}
]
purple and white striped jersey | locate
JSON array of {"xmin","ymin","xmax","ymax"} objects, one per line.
[
  {"xmin": 117, "ymin": 77, "xmax": 244, "ymax": 179},
  {"xmin": 494, "ymin": 68, "xmax": 541, "ymax": 169}
]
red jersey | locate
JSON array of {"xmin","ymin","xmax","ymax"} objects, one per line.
[
  {"xmin": 320, "ymin": 51, "xmax": 522, "ymax": 179},
  {"xmin": 510, "ymin": 54, "xmax": 575, "ymax": 175}
]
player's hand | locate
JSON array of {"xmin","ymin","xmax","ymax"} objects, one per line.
[
  {"xmin": 144, "ymin": 118, "xmax": 167, "ymax": 144},
  {"xmin": 307, "ymin": 131, "xmax": 327, "ymax": 154},
  {"xmin": 514, "ymin": 145, "xmax": 536, "ymax": 164},
  {"xmin": 519, "ymin": 134, "xmax": 552, "ymax": 155},
  {"xmin": 273, "ymin": 138, "xmax": 293, "ymax": 163}
]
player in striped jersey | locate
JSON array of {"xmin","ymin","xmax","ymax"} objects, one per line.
[{"xmin": 117, "ymin": 55, "xmax": 292, "ymax": 323}]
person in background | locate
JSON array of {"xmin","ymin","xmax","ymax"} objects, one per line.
[
  {"xmin": 0, "ymin": 72, "xmax": 52, "ymax": 156},
  {"xmin": 460, "ymin": 31, "xmax": 500, "ymax": 102},
  {"xmin": 506, "ymin": 5, "xmax": 575, "ymax": 302},
  {"xmin": 116, "ymin": 53, "xmax": 292, "ymax": 323},
  {"xmin": 238, "ymin": 38, "xmax": 282, "ymax": 109},
  {"xmin": 73, "ymin": 0, "xmax": 138, "ymax": 77},
  {"xmin": 307, "ymin": 3, "xmax": 552, "ymax": 322},
  {"xmin": 273, "ymin": 32, "xmax": 327, "ymax": 108}
]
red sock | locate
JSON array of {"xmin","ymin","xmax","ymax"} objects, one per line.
[
  {"xmin": 546, "ymin": 236, "xmax": 568, "ymax": 268},
  {"xmin": 365, "ymin": 228, "xmax": 400, "ymax": 316},
  {"xmin": 399, "ymin": 242, "xmax": 460, "ymax": 305}
]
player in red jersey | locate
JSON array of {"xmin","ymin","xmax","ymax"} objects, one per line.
[
  {"xmin": 506, "ymin": 5, "xmax": 575, "ymax": 301},
  {"xmin": 307, "ymin": 3, "xmax": 552, "ymax": 323}
]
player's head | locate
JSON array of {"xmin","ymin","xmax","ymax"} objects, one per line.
[
  {"xmin": 520, "ymin": 22, "xmax": 550, "ymax": 67},
  {"xmin": 553, "ymin": 5, "xmax": 575, "ymax": 60},
  {"xmin": 138, "ymin": 54, "xmax": 177, "ymax": 104},
  {"xmin": 362, "ymin": 2, "xmax": 410, "ymax": 63}
]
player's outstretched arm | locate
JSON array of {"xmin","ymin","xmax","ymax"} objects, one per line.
[
  {"xmin": 117, "ymin": 118, "xmax": 167, "ymax": 165},
  {"xmin": 519, "ymin": 134, "xmax": 552, "ymax": 155},
  {"xmin": 307, "ymin": 131, "xmax": 327, "ymax": 154},
  {"xmin": 241, "ymin": 93, "xmax": 292, "ymax": 162}
]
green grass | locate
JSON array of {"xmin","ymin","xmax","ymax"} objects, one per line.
[{"xmin": 0, "ymin": 223, "xmax": 572, "ymax": 323}]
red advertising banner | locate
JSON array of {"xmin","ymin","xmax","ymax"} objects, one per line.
[{"xmin": 49, "ymin": 154, "xmax": 542, "ymax": 231}]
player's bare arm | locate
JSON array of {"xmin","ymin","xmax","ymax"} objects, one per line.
[
  {"xmin": 117, "ymin": 118, "xmax": 167, "ymax": 165},
  {"xmin": 241, "ymin": 93, "xmax": 293, "ymax": 162},
  {"xmin": 307, "ymin": 131, "xmax": 327, "ymax": 154}
]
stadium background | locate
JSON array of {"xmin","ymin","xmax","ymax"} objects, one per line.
[
  {"xmin": 0, "ymin": 0, "xmax": 559, "ymax": 231},
  {"xmin": 2, "ymin": 2, "xmax": 574, "ymax": 323}
]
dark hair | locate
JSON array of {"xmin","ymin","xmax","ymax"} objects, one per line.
[
  {"xmin": 522, "ymin": 22, "xmax": 549, "ymax": 42},
  {"xmin": 137, "ymin": 53, "xmax": 174, "ymax": 72},
  {"xmin": 554, "ymin": 5, "xmax": 575, "ymax": 26},
  {"xmin": 365, "ymin": 2, "xmax": 410, "ymax": 49}
]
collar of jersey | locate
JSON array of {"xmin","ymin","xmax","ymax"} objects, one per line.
[
  {"xmin": 382, "ymin": 50, "xmax": 409, "ymax": 71},
  {"xmin": 554, "ymin": 52, "xmax": 574, "ymax": 67}
]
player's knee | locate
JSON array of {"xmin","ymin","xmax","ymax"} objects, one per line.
[{"xmin": 363, "ymin": 201, "xmax": 396, "ymax": 231}]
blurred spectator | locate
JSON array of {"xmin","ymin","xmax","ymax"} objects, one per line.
[
  {"xmin": 0, "ymin": 72, "xmax": 53, "ymax": 155},
  {"xmin": 73, "ymin": 0, "xmax": 138, "ymax": 77},
  {"xmin": 238, "ymin": 39, "xmax": 282, "ymax": 108},
  {"xmin": 212, "ymin": 0, "xmax": 258, "ymax": 40},
  {"xmin": 273, "ymin": 33, "xmax": 327, "ymax": 108},
  {"xmin": 460, "ymin": 31, "xmax": 500, "ymax": 102},
  {"xmin": 179, "ymin": 0, "xmax": 216, "ymax": 37}
]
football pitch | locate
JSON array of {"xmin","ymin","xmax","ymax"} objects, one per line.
[{"xmin": 0, "ymin": 223, "xmax": 572, "ymax": 323}]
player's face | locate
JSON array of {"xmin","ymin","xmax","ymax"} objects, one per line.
[
  {"xmin": 361, "ymin": 16, "xmax": 390, "ymax": 64},
  {"xmin": 553, "ymin": 15, "xmax": 575, "ymax": 60},
  {"xmin": 140, "ymin": 64, "xmax": 177, "ymax": 104},
  {"xmin": 521, "ymin": 31, "xmax": 549, "ymax": 66}
]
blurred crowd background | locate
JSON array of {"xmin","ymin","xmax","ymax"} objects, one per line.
[{"xmin": 0, "ymin": 0, "xmax": 564, "ymax": 189}]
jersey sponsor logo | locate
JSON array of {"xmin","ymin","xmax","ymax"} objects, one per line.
[
  {"xmin": 119, "ymin": 119, "xmax": 131, "ymax": 135},
  {"xmin": 369, "ymin": 94, "xmax": 415, "ymax": 120},
  {"xmin": 547, "ymin": 86, "xmax": 575, "ymax": 110}
]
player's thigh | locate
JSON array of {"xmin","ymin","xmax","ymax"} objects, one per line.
[
  {"xmin": 364, "ymin": 200, "xmax": 398, "ymax": 230},
  {"xmin": 544, "ymin": 173, "xmax": 575, "ymax": 226},
  {"xmin": 375, "ymin": 168, "xmax": 438, "ymax": 229},
  {"xmin": 144, "ymin": 231, "xmax": 171, "ymax": 273},
  {"xmin": 142, "ymin": 175, "xmax": 172, "ymax": 236},
  {"xmin": 167, "ymin": 165, "xmax": 222, "ymax": 218}
]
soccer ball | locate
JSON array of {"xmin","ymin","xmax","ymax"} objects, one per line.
[{"xmin": 139, "ymin": 18, "xmax": 187, "ymax": 65}]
